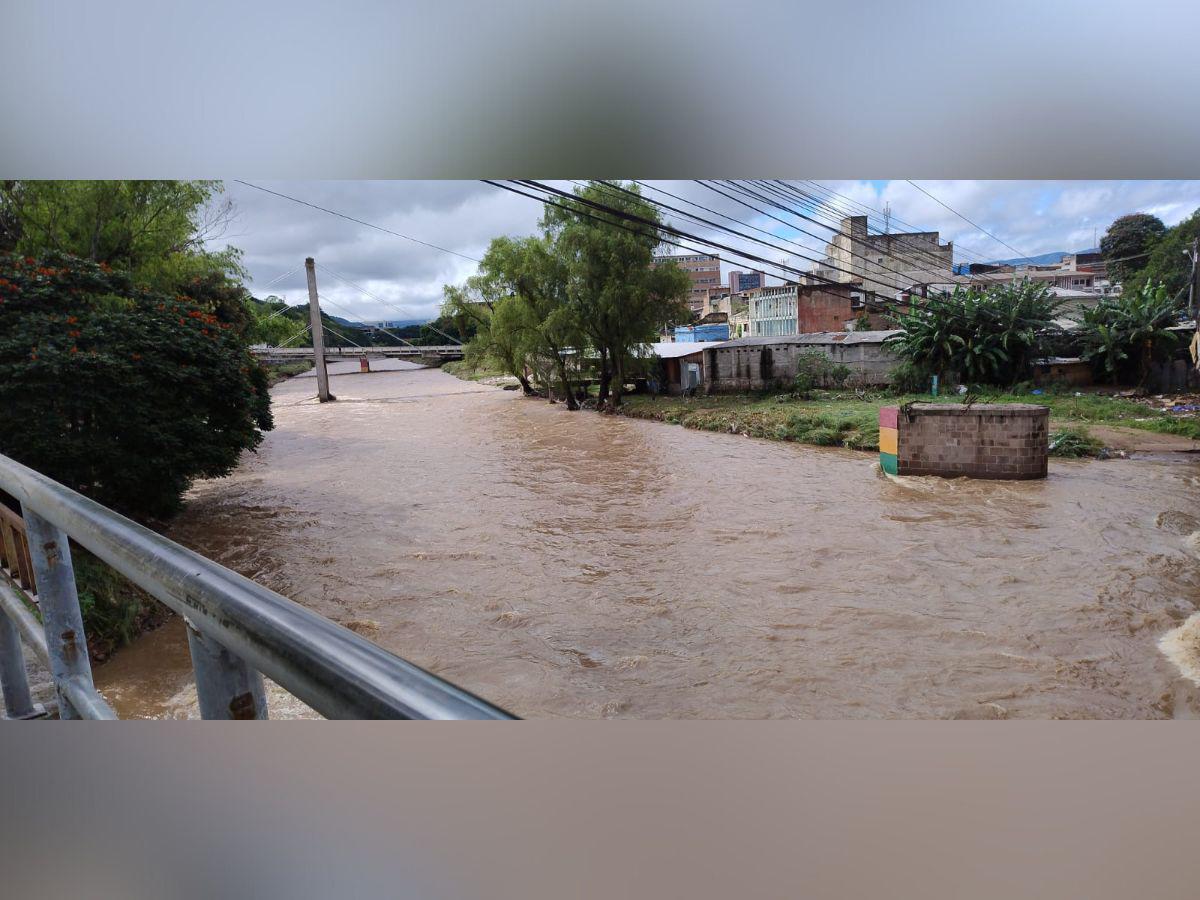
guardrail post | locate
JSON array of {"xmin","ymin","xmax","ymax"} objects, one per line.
[
  {"xmin": 22, "ymin": 507, "xmax": 98, "ymax": 720},
  {"xmin": 0, "ymin": 607, "xmax": 39, "ymax": 718},
  {"xmin": 185, "ymin": 622, "xmax": 268, "ymax": 719}
]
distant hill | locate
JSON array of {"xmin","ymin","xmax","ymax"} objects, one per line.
[
  {"xmin": 952, "ymin": 248, "xmax": 1099, "ymax": 275},
  {"xmin": 325, "ymin": 313, "xmax": 368, "ymax": 329}
]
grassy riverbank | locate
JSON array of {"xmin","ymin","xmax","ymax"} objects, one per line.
[
  {"xmin": 262, "ymin": 360, "xmax": 313, "ymax": 387},
  {"xmin": 618, "ymin": 389, "xmax": 1200, "ymax": 457},
  {"xmin": 440, "ymin": 362, "xmax": 1200, "ymax": 456},
  {"xmin": 72, "ymin": 551, "xmax": 171, "ymax": 662},
  {"xmin": 442, "ymin": 359, "xmax": 511, "ymax": 381}
]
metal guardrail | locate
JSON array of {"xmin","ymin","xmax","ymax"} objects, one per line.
[{"xmin": 0, "ymin": 454, "xmax": 515, "ymax": 720}]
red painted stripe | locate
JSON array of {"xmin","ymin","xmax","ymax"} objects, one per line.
[{"xmin": 879, "ymin": 406, "xmax": 898, "ymax": 429}]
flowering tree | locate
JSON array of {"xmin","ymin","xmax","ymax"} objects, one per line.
[{"xmin": 0, "ymin": 252, "xmax": 273, "ymax": 518}]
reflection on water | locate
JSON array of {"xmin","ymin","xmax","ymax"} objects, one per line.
[{"xmin": 94, "ymin": 365, "xmax": 1200, "ymax": 718}]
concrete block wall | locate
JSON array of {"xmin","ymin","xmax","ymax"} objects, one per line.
[
  {"xmin": 705, "ymin": 339, "xmax": 899, "ymax": 393},
  {"xmin": 879, "ymin": 403, "xmax": 1049, "ymax": 480}
]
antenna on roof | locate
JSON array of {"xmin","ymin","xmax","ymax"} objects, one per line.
[{"xmin": 883, "ymin": 202, "xmax": 891, "ymax": 235}]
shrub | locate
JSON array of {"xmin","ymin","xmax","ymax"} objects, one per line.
[
  {"xmin": 0, "ymin": 252, "xmax": 273, "ymax": 519},
  {"xmin": 888, "ymin": 360, "xmax": 932, "ymax": 395},
  {"xmin": 73, "ymin": 551, "xmax": 166, "ymax": 660},
  {"xmin": 792, "ymin": 350, "xmax": 849, "ymax": 397},
  {"xmin": 1076, "ymin": 283, "xmax": 1186, "ymax": 386},
  {"xmin": 1048, "ymin": 426, "xmax": 1104, "ymax": 458},
  {"xmin": 887, "ymin": 280, "xmax": 1062, "ymax": 386}
]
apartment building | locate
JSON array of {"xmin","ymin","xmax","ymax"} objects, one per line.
[{"xmin": 652, "ymin": 252, "xmax": 722, "ymax": 314}]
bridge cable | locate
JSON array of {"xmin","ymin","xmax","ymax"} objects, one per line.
[
  {"xmin": 233, "ymin": 181, "xmax": 482, "ymax": 264},
  {"xmin": 316, "ymin": 293, "xmax": 423, "ymax": 350},
  {"xmin": 315, "ymin": 263, "xmax": 464, "ymax": 346}
]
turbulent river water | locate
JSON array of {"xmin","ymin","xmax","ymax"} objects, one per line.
[{"xmin": 94, "ymin": 362, "xmax": 1200, "ymax": 718}]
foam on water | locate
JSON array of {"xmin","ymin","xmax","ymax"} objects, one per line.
[{"xmin": 1160, "ymin": 611, "xmax": 1200, "ymax": 686}]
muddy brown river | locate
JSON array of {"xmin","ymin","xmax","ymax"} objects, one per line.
[{"xmin": 94, "ymin": 362, "xmax": 1200, "ymax": 718}]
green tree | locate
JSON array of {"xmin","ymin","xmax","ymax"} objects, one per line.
[
  {"xmin": 886, "ymin": 280, "xmax": 1062, "ymax": 386},
  {"xmin": 480, "ymin": 236, "xmax": 585, "ymax": 408},
  {"xmin": 1122, "ymin": 208, "xmax": 1200, "ymax": 301},
  {"xmin": 0, "ymin": 180, "xmax": 242, "ymax": 293},
  {"xmin": 541, "ymin": 182, "xmax": 690, "ymax": 409},
  {"xmin": 1077, "ymin": 282, "xmax": 1186, "ymax": 386},
  {"xmin": 1100, "ymin": 212, "xmax": 1167, "ymax": 285},
  {"xmin": 443, "ymin": 278, "xmax": 537, "ymax": 394},
  {"xmin": 0, "ymin": 252, "xmax": 273, "ymax": 519},
  {"xmin": 244, "ymin": 295, "xmax": 308, "ymax": 346}
]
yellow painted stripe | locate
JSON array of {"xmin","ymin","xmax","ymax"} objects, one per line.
[{"xmin": 879, "ymin": 426, "xmax": 898, "ymax": 455}]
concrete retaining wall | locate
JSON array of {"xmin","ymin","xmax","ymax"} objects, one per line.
[{"xmin": 879, "ymin": 403, "xmax": 1049, "ymax": 480}]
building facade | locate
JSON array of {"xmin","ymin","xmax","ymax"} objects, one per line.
[
  {"xmin": 748, "ymin": 284, "xmax": 799, "ymax": 337},
  {"xmin": 728, "ymin": 270, "xmax": 766, "ymax": 294},
  {"xmin": 652, "ymin": 252, "xmax": 722, "ymax": 315},
  {"xmin": 810, "ymin": 215, "xmax": 955, "ymax": 296}
]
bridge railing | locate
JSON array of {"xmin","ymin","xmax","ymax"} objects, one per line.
[{"xmin": 0, "ymin": 454, "xmax": 515, "ymax": 720}]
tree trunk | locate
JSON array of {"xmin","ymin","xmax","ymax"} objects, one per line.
[
  {"xmin": 597, "ymin": 349, "xmax": 611, "ymax": 408},
  {"xmin": 518, "ymin": 373, "xmax": 535, "ymax": 395},
  {"xmin": 555, "ymin": 358, "xmax": 578, "ymax": 410},
  {"xmin": 610, "ymin": 357, "xmax": 625, "ymax": 410}
]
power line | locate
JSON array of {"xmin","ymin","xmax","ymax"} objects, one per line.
[
  {"xmin": 492, "ymin": 180, "xmax": 998, "ymax": 331},
  {"xmin": 703, "ymin": 180, "xmax": 965, "ymax": 292},
  {"xmin": 904, "ymin": 180, "xmax": 1034, "ymax": 263},
  {"xmin": 588, "ymin": 179, "xmax": 935, "ymax": 297},
  {"xmin": 751, "ymin": 180, "xmax": 972, "ymax": 279},
  {"xmin": 791, "ymin": 181, "xmax": 995, "ymax": 265},
  {"xmin": 595, "ymin": 179, "xmax": 965, "ymax": 310},
  {"xmin": 233, "ymin": 180, "xmax": 482, "ymax": 264}
]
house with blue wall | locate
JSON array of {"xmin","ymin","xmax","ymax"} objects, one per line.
[{"xmin": 673, "ymin": 323, "xmax": 730, "ymax": 343}]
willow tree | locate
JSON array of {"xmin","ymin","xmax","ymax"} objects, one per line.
[
  {"xmin": 541, "ymin": 181, "xmax": 690, "ymax": 409},
  {"xmin": 441, "ymin": 270, "xmax": 535, "ymax": 396},
  {"xmin": 447, "ymin": 235, "xmax": 583, "ymax": 406}
]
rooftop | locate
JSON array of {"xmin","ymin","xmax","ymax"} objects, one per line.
[{"xmin": 714, "ymin": 330, "xmax": 902, "ymax": 349}]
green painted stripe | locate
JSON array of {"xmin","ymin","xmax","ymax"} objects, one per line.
[{"xmin": 879, "ymin": 452, "xmax": 898, "ymax": 476}]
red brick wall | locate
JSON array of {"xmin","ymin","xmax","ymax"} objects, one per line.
[
  {"xmin": 896, "ymin": 404, "xmax": 1048, "ymax": 480},
  {"xmin": 796, "ymin": 285, "xmax": 890, "ymax": 333},
  {"xmin": 798, "ymin": 286, "xmax": 854, "ymax": 332}
]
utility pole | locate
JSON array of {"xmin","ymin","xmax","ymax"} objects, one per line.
[
  {"xmin": 1189, "ymin": 237, "xmax": 1199, "ymax": 373},
  {"xmin": 305, "ymin": 257, "xmax": 334, "ymax": 402}
]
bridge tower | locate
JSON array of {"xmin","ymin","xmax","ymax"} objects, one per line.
[{"xmin": 304, "ymin": 257, "xmax": 334, "ymax": 402}]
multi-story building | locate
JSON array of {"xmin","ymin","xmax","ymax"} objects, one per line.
[
  {"xmin": 747, "ymin": 282, "xmax": 893, "ymax": 337},
  {"xmin": 653, "ymin": 252, "xmax": 722, "ymax": 314},
  {"xmin": 810, "ymin": 215, "xmax": 955, "ymax": 296},
  {"xmin": 728, "ymin": 270, "xmax": 767, "ymax": 294}
]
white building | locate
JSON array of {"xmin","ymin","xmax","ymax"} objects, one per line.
[{"xmin": 748, "ymin": 284, "xmax": 799, "ymax": 337}]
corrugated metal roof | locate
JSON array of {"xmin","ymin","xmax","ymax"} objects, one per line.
[
  {"xmin": 647, "ymin": 341, "xmax": 711, "ymax": 359},
  {"xmin": 713, "ymin": 330, "xmax": 902, "ymax": 349}
]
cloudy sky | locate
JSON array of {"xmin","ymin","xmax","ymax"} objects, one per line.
[{"xmin": 215, "ymin": 180, "xmax": 1200, "ymax": 323}]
